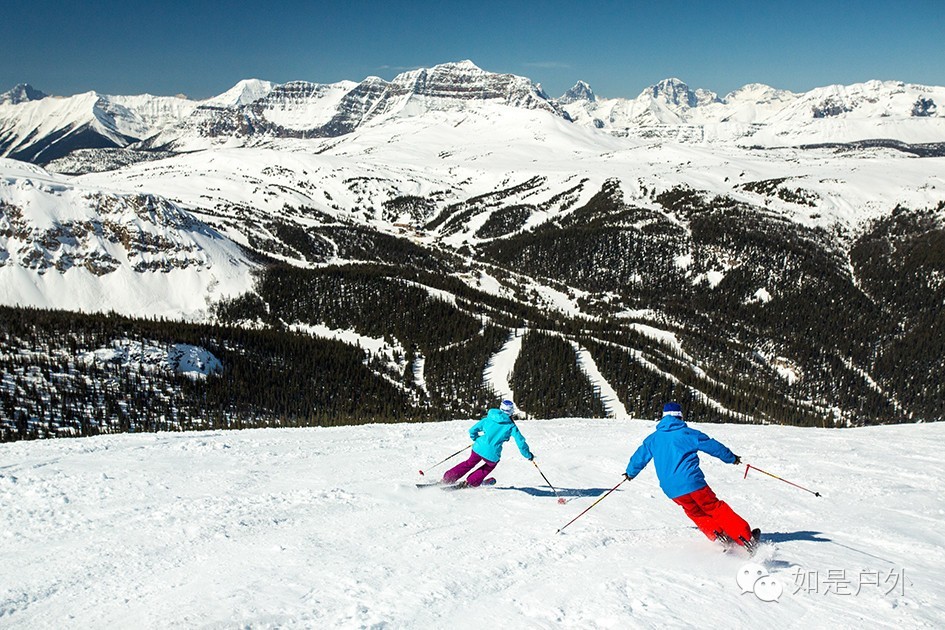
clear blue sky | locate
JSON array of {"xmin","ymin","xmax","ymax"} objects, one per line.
[{"xmin": 3, "ymin": 0, "xmax": 943, "ymax": 99}]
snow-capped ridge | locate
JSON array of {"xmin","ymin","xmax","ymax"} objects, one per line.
[
  {"xmin": 389, "ymin": 60, "xmax": 564, "ymax": 116},
  {"xmin": 5, "ymin": 67, "xmax": 945, "ymax": 162},
  {"xmin": 136, "ymin": 60, "xmax": 573, "ymax": 151},
  {"xmin": 0, "ymin": 88, "xmax": 203, "ymax": 163},
  {"xmin": 433, "ymin": 59, "xmax": 483, "ymax": 72}
]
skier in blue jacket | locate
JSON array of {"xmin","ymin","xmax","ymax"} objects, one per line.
[
  {"xmin": 625, "ymin": 402, "xmax": 758, "ymax": 550},
  {"xmin": 442, "ymin": 399, "xmax": 533, "ymax": 487}
]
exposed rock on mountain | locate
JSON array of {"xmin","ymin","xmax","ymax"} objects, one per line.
[{"xmin": 0, "ymin": 159, "xmax": 254, "ymax": 317}]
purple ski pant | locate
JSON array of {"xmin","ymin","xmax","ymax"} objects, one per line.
[{"xmin": 442, "ymin": 451, "xmax": 497, "ymax": 486}]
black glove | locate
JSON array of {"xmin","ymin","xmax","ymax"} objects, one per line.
[
  {"xmin": 623, "ymin": 473, "xmax": 634, "ymax": 481},
  {"xmin": 733, "ymin": 455, "xmax": 742, "ymax": 465},
  {"xmin": 528, "ymin": 455, "xmax": 534, "ymax": 461}
]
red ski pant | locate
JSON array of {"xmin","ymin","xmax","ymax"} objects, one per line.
[
  {"xmin": 672, "ymin": 485, "xmax": 752, "ymax": 545},
  {"xmin": 442, "ymin": 451, "xmax": 497, "ymax": 487}
]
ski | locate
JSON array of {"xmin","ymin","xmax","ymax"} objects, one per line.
[
  {"xmin": 417, "ymin": 478, "xmax": 496, "ymax": 491},
  {"xmin": 440, "ymin": 481, "xmax": 471, "ymax": 491},
  {"xmin": 441, "ymin": 478, "xmax": 496, "ymax": 491}
]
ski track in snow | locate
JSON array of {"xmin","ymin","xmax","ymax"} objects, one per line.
[{"xmin": 1, "ymin": 420, "xmax": 943, "ymax": 628}]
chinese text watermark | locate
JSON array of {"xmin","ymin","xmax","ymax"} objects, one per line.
[{"xmin": 737, "ymin": 565, "xmax": 907, "ymax": 602}]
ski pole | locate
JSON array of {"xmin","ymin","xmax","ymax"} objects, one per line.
[
  {"xmin": 531, "ymin": 460, "xmax": 566, "ymax": 504},
  {"xmin": 556, "ymin": 477, "xmax": 627, "ymax": 534},
  {"xmin": 419, "ymin": 444, "xmax": 471, "ymax": 476},
  {"xmin": 743, "ymin": 463, "xmax": 821, "ymax": 497}
]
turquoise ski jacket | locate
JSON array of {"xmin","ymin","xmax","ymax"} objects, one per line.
[{"xmin": 469, "ymin": 409, "xmax": 533, "ymax": 463}]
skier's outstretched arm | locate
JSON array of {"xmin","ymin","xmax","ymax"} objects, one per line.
[
  {"xmin": 625, "ymin": 442, "xmax": 652, "ymax": 478},
  {"xmin": 696, "ymin": 432, "xmax": 737, "ymax": 464},
  {"xmin": 511, "ymin": 425, "xmax": 533, "ymax": 460}
]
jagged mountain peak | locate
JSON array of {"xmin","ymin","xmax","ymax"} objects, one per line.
[
  {"xmin": 642, "ymin": 78, "xmax": 720, "ymax": 108},
  {"xmin": 0, "ymin": 83, "xmax": 48, "ymax": 105},
  {"xmin": 647, "ymin": 77, "xmax": 691, "ymax": 96},
  {"xmin": 559, "ymin": 81, "xmax": 596, "ymax": 104}
]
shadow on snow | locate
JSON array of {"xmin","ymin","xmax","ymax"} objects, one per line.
[
  {"xmin": 763, "ymin": 530, "xmax": 831, "ymax": 543},
  {"xmin": 493, "ymin": 486, "xmax": 611, "ymax": 498}
]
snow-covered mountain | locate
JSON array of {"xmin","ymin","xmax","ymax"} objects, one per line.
[
  {"xmin": 0, "ymin": 158, "xmax": 255, "ymax": 318},
  {"xmin": 0, "ymin": 89, "xmax": 202, "ymax": 164},
  {"xmin": 561, "ymin": 77, "xmax": 734, "ymax": 127},
  {"xmin": 0, "ymin": 81, "xmax": 268, "ymax": 165},
  {"xmin": 1, "ymin": 61, "xmax": 944, "ymax": 431},
  {"xmin": 201, "ymin": 78, "xmax": 275, "ymax": 108},
  {"xmin": 560, "ymin": 77, "xmax": 945, "ymax": 145},
  {"xmin": 140, "ymin": 61, "xmax": 569, "ymax": 152},
  {"xmin": 558, "ymin": 80, "xmax": 596, "ymax": 105},
  {"xmin": 4, "ymin": 65, "xmax": 945, "ymax": 166}
]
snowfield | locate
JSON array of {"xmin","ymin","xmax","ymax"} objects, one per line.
[{"xmin": 2, "ymin": 419, "xmax": 943, "ymax": 628}]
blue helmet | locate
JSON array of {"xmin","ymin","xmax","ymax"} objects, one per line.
[{"xmin": 499, "ymin": 400, "xmax": 515, "ymax": 415}]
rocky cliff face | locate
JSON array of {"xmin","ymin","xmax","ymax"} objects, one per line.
[
  {"xmin": 1, "ymin": 180, "xmax": 232, "ymax": 275},
  {"xmin": 0, "ymin": 159, "xmax": 254, "ymax": 318},
  {"xmin": 391, "ymin": 60, "xmax": 567, "ymax": 115}
]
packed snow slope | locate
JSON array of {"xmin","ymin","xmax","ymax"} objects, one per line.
[{"xmin": 1, "ymin": 419, "xmax": 942, "ymax": 628}]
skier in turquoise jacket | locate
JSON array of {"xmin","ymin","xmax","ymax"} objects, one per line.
[{"xmin": 442, "ymin": 400, "xmax": 533, "ymax": 487}]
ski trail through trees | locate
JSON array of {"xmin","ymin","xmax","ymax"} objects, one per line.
[
  {"xmin": 483, "ymin": 327, "xmax": 525, "ymax": 404},
  {"xmin": 570, "ymin": 341, "xmax": 629, "ymax": 419}
]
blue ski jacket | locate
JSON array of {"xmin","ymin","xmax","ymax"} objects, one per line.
[
  {"xmin": 625, "ymin": 416, "xmax": 737, "ymax": 499},
  {"xmin": 469, "ymin": 409, "xmax": 533, "ymax": 463}
]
